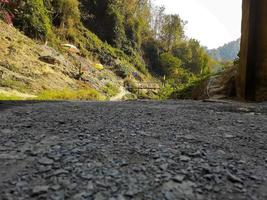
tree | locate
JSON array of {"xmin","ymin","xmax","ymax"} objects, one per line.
[
  {"xmin": 142, "ymin": 38, "xmax": 163, "ymax": 74},
  {"xmin": 172, "ymin": 42, "xmax": 192, "ymax": 67},
  {"xmin": 122, "ymin": 0, "xmax": 151, "ymax": 49},
  {"xmin": 80, "ymin": 0, "xmax": 152, "ymax": 51},
  {"xmin": 159, "ymin": 52, "xmax": 182, "ymax": 77},
  {"xmin": 80, "ymin": 0, "xmax": 126, "ymax": 48},
  {"xmin": 13, "ymin": 0, "xmax": 52, "ymax": 40},
  {"xmin": 0, "ymin": 0, "xmax": 19, "ymax": 25},
  {"xmin": 49, "ymin": 0, "xmax": 81, "ymax": 40},
  {"xmin": 160, "ymin": 14, "xmax": 185, "ymax": 51},
  {"xmin": 187, "ymin": 39, "xmax": 210, "ymax": 75},
  {"xmin": 150, "ymin": 5, "xmax": 165, "ymax": 39},
  {"xmin": 53, "ymin": 0, "xmax": 80, "ymax": 29}
]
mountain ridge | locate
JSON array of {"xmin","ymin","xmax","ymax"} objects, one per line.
[{"xmin": 207, "ymin": 38, "xmax": 240, "ymax": 61}]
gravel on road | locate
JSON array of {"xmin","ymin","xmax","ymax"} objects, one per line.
[{"xmin": 0, "ymin": 100, "xmax": 267, "ymax": 200}]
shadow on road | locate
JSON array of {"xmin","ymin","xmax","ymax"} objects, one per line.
[{"xmin": 0, "ymin": 100, "xmax": 58, "ymax": 111}]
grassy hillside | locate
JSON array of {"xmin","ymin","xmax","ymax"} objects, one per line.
[
  {"xmin": 0, "ymin": 20, "xmax": 153, "ymax": 100},
  {"xmin": 0, "ymin": 0, "xmax": 217, "ymax": 101}
]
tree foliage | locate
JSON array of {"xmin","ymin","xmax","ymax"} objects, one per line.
[
  {"xmin": 80, "ymin": 0, "xmax": 150, "ymax": 51},
  {"xmin": 160, "ymin": 14, "xmax": 185, "ymax": 51},
  {"xmin": 1, "ymin": 0, "xmax": 218, "ymax": 99},
  {"xmin": 0, "ymin": 0, "xmax": 15, "ymax": 25},
  {"xmin": 13, "ymin": 0, "xmax": 52, "ymax": 40}
]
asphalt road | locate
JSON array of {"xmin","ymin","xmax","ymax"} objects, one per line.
[{"xmin": 0, "ymin": 100, "xmax": 267, "ymax": 200}]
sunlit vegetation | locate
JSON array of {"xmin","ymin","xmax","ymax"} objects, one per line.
[
  {"xmin": 36, "ymin": 89, "xmax": 106, "ymax": 101},
  {"xmin": 0, "ymin": 93, "xmax": 24, "ymax": 100},
  {"xmin": 0, "ymin": 0, "xmax": 222, "ymax": 100},
  {"xmin": 102, "ymin": 83, "xmax": 120, "ymax": 97}
]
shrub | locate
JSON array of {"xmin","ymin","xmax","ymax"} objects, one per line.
[
  {"xmin": 159, "ymin": 52, "xmax": 182, "ymax": 77},
  {"xmin": 157, "ymin": 83, "xmax": 174, "ymax": 100},
  {"xmin": 50, "ymin": 0, "xmax": 80, "ymax": 41},
  {"xmin": 13, "ymin": 0, "xmax": 52, "ymax": 40},
  {"xmin": 124, "ymin": 78, "xmax": 138, "ymax": 93},
  {"xmin": 102, "ymin": 83, "xmax": 119, "ymax": 97}
]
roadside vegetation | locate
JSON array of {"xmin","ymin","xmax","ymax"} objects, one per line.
[
  {"xmin": 0, "ymin": 0, "xmax": 233, "ymax": 101},
  {"xmin": 0, "ymin": 93, "xmax": 24, "ymax": 100},
  {"xmin": 36, "ymin": 89, "xmax": 105, "ymax": 101},
  {"xmin": 102, "ymin": 83, "xmax": 120, "ymax": 98}
]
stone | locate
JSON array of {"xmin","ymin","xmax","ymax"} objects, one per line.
[
  {"xmin": 217, "ymin": 150, "xmax": 226, "ymax": 155},
  {"xmin": 162, "ymin": 181, "xmax": 196, "ymax": 200},
  {"xmin": 0, "ymin": 154, "xmax": 20, "ymax": 160},
  {"xmin": 50, "ymin": 191, "xmax": 65, "ymax": 200},
  {"xmin": 95, "ymin": 193, "xmax": 106, "ymax": 200},
  {"xmin": 68, "ymin": 183, "xmax": 78, "ymax": 190},
  {"xmin": 87, "ymin": 181, "xmax": 94, "ymax": 190},
  {"xmin": 224, "ymin": 134, "xmax": 234, "ymax": 139},
  {"xmin": 47, "ymin": 153, "xmax": 61, "ymax": 161},
  {"xmin": 39, "ymin": 56, "xmax": 60, "ymax": 65},
  {"xmin": 1, "ymin": 129, "xmax": 13, "ymax": 134},
  {"xmin": 227, "ymin": 171, "xmax": 243, "ymax": 183},
  {"xmin": 80, "ymin": 173, "xmax": 93, "ymax": 180},
  {"xmin": 189, "ymin": 150, "xmax": 202, "ymax": 157},
  {"xmin": 160, "ymin": 164, "xmax": 168, "ymax": 171},
  {"xmin": 32, "ymin": 185, "xmax": 49, "ymax": 195},
  {"xmin": 201, "ymin": 163, "xmax": 211, "ymax": 174},
  {"xmin": 73, "ymin": 192, "xmax": 93, "ymax": 200},
  {"xmin": 16, "ymin": 181, "xmax": 28, "ymax": 187},
  {"xmin": 37, "ymin": 165, "xmax": 52, "ymax": 173},
  {"xmin": 53, "ymin": 169, "xmax": 69, "ymax": 176},
  {"xmin": 125, "ymin": 188, "xmax": 139, "ymax": 197},
  {"xmin": 51, "ymin": 185, "xmax": 61, "ymax": 191},
  {"xmin": 180, "ymin": 155, "xmax": 191, "ymax": 162},
  {"xmin": 173, "ymin": 175, "xmax": 185, "ymax": 182},
  {"xmin": 38, "ymin": 157, "xmax": 54, "ymax": 165}
]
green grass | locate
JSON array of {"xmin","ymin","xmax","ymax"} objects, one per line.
[
  {"xmin": 0, "ymin": 94, "xmax": 24, "ymax": 100},
  {"xmin": 170, "ymin": 75, "xmax": 211, "ymax": 99},
  {"xmin": 0, "ymin": 78, "xmax": 28, "ymax": 93},
  {"xmin": 36, "ymin": 89, "xmax": 106, "ymax": 101},
  {"xmin": 102, "ymin": 83, "xmax": 119, "ymax": 97}
]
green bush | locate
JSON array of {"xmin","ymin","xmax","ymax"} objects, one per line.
[
  {"xmin": 159, "ymin": 52, "xmax": 182, "ymax": 77},
  {"xmin": 13, "ymin": 0, "xmax": 52, "ymax": 40},
  {"xmin": 50, "ymin": 0, "xmax": 81, "ymax": 41},
  {"xmin": 124, "ymin": 78, "xmax": 138, "ymax": 93},
  {"xmin": 102, "ymin": 83, "xmax": 119, "ymax": 97},
  {"xmin": 158, "ymin": 83, "xmax": 174, "ymax": 100}
]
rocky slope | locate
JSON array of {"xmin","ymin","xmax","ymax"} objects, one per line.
[{"xmin": 0, "ymin": 21, "xmax": 156, "ymax": 100}]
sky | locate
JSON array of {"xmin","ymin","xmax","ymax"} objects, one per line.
[{"xmin": 154, "ymin": 0, "xmax": 242, "ymax": 49}]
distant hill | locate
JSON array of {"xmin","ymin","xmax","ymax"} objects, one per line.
[{"xmin": 207, "ymin": 38, "xmax": 240, "ymax": 61}]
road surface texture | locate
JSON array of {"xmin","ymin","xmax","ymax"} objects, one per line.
[{"xmin": 0, "ymin": 100, "xmax": 267, "ymax": 200}]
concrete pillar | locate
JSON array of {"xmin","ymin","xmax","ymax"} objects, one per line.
[{"xmin": 238, "ymin": 0, "xmax": 267, "ymax": 101}]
